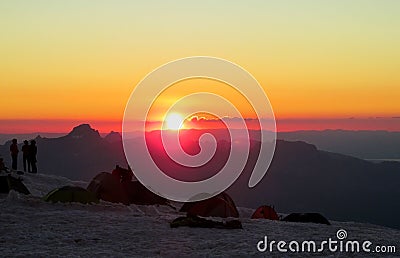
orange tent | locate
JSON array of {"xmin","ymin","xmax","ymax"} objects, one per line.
[
  {"xmin": 251, "ymin": 205, "xmax": 279, "ymax": 220},
  {"xmin": 180, "ymin": 192, "xmax": 239, "ymax": 218}
]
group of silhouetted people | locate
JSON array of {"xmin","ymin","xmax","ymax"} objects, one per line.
[{"xmin": 9, "ymin": 139, "xmax": 38, "ymax": 173}]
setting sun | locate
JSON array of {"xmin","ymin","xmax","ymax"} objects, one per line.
[{"xmin": 165, "ymin": 113, "xmax": 184, "ymax": 130}]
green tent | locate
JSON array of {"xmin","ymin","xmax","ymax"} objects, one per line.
[
  {"xmin": 44, "ymin": 186, "xmax": 99, "ymax": 204},
  {"xmin": 0, "ymin": 175, "xmax": 30, "ymax": 195}
]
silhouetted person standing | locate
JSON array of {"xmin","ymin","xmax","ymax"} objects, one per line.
[
  {"xmin": 30, "ymin": 140, "xmax": 38, "ymax": 173},
  {"xmin": 21, "ymin": 140, "xmax": 31, "ymax": 172},
  {"xmin": 10, "ymin": 139, "xmax": 19, "ymax": 170}
]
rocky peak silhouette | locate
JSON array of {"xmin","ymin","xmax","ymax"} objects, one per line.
[
  {"xmin": 104, "ymin": 131, "xmax": 122, "ymax": 143},
  {"xmin": 67, "ymin": 124, "xmax": 101, "ymax": 140}
]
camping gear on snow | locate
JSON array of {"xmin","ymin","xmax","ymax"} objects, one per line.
[
  {"xmin": 122, "ymin": 180, "xmax": 170, "ymax": 206},
  {"xmin": 282, "ymin": 213, "xmax": 330, "ymax": 225},
  {"xmin": 170, "ymin": 215, "xmax": 242, "ymax": 229},
  {"xmin": 112, "ymin": 165, "xmax": 133, "ymax": 183},
  {"xmin": 87, "ymin": 171, "xmax": 170, "ymax": 206},
  {"xmin": 44, "ymin": 186, "xmax": 99, "ymax": 204},
  {"xmin": 180, "ymin": 192, "xmax": 239, "ymax": 218},
  {"xmin": 0, "ymin": 175, "xmax": 30, "ymax": 195},
  {"xmin": 251, "ymin": 205, "xmax": 279, "ymax": 220},
  {"xmin": 87, "ymin": 172, "xmax": 130, "ymax": 205}
]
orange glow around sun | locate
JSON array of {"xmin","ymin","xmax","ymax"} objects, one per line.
[
  {"xmin": 1, "ymin": 1, "xmax": 400, "ymax": 133},
  {"xmin": 164, "ymin": 113, "xmax": 184, "ymax": 130}
]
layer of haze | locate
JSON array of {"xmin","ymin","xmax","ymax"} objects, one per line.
[{"xmin": 1, "ymin": 0, "xmax": 399, "ymax": 133}]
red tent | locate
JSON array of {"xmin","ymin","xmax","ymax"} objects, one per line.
[
  {"xmin": 87, "ymin": 172, "xmax": 130, "ymax": 205},
  {"xmin": 251, "ymin": 205, "xmax": 279, "ymax": 220},
  {"xmin": 87, "ymin": 171, "xmax": 170, "ymax": 206},
  {"xmin": 123, "ymin": 180, "xmax": 169, "ymax": 206},
  {"xmin": 180, "ymin": 192, "xmax": 239, "ymax": 218}
]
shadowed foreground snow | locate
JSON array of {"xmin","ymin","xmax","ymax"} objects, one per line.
[{"xmin": 0, "ymin": 172, "xmax": 399, "ymax": 257}]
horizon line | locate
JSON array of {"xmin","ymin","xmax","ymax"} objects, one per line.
[{"xmin": 1, "ymin": 117, "xmax": 400, "ymax": 134}]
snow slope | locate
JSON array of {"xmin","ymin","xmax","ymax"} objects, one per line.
[{"xmin": 0, "ymin": 172, "xmax": 399, "ymax": 257}]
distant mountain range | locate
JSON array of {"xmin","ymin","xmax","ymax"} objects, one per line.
[
  {"xmin": 0, "ymin": 124, "xmax": 128, "ymax": 180},
  {"xmin": 0, "ymin": 133, "xmax": 66, "ymax": 145},
  {"xmin": 3, "ymin": 128, "xmax": 400, "ymax": 160},
  {"xmin": 0, "ymin": 124, "xmax": 399, "ymax": 229},
  {"xmin": 278, "ymin": 130, "xmax": 400, "ymax": 159}
]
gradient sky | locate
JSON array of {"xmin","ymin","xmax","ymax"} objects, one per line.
[{"xmin": 1, "ymin": 0, "xmax": 399, "ymax": 133}]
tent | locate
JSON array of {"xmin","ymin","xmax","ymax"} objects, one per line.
[
  {"xmin": 180, "ymin": 192, "xmax": 239, "ymax": 218},
  {"xmin": 87, "ymin": 172, "xmax": 130, "ymax": 205},
  {"xmin": 0, "ymin": 175, "xmax": 30, "ymax": 195},
  {"xmin": 123, "ymin": 181, "xmax": 169, "ymax": 206},
  {"xmin": 44, "ymin": 186, "xmax": 99, "ymax": 204},
  {"xmin": 282, "ymin": 213, "xmax": 330, "ymax": 225},
  {"xmin": 251, "ymin": 205, "xmax": 279, "ymax": 220},
  {"xmin": 112, "ymin": 165, "xmax": 133, "ymax": 183},
  {"xmin": 87, "ymin": 172, "xmax": 170, "ymax": 206}
]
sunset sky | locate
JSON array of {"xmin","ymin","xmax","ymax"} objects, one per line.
[{"xmin": 1, "ymin": 1, "xmax": 399, "ymax": 133}]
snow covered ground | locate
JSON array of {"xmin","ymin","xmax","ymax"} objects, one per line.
[{"xmin": 0, "ymin": 172, "xmax": 399, "ymax": 257}]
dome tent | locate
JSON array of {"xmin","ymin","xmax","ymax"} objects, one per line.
[
  {"xmin": 251, "ymin": 205, "xmax": 279, "ymax": 220},
  {"xmin": 87, "ymin": 171, "xmax": 170, "ymax": 206},
  {"xmin": 122, "ymin": 180, "xmax": 170, "ymax": 206},
  {"xmin": 180, "ymin": 192, "xmax": 239, "ymax": 218},
  {"xmin": 44, "ymin": 186, "xmax": 99, "ymax": 204},
  {"xmin": 87, "ymin": 172, "xmax": 130, "ymax": 205}
]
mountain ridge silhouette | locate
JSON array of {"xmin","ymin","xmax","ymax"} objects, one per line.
[{"xmin": 0, "ymin": 124, "xmax": 399, "ymax": 229}]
